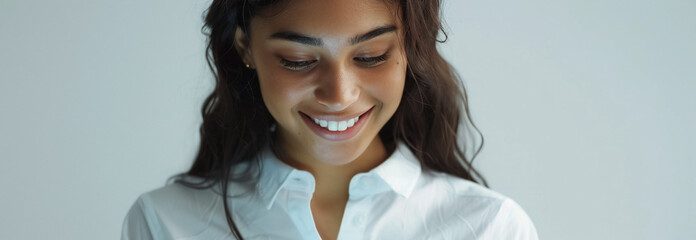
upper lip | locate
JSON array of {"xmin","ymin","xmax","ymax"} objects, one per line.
[{"xmin": 300, "ymin": 106, "xmax": 373, "ymax": 121}]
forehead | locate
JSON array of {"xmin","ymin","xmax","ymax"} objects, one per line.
[{"xmin": 249, "ymin": 0, "xmax": 400, "ymax": 40}]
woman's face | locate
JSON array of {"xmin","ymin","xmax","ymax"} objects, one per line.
[{"xmin": 238, "ymin": 0, "xmax": 407, "ymax": 167}]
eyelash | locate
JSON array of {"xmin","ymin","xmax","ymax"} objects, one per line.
[{"xmin": 280, "ymin": 52, "xmax": 390, "ymax": 71}]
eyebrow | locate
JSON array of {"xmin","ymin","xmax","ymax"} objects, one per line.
[{"xmin": 268, "ymin": 25, "xmax": 397, "ymax": 46}]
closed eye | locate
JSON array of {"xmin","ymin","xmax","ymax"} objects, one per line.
[
  {"xmin": 280, "ymin": 58, "xmax": 317, "ymax": 71},
  {"xmin": 280, "ymin": 50, "xmax": 391, "ymax": 71},
  {"xmin": 354, "ymin": 51, "xmax": 390, "ymax": 67}
]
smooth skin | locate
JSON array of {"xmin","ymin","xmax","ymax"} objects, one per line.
[{"xmin": 234, "ymin": 0, "xmax": 407, "ymax": 239}]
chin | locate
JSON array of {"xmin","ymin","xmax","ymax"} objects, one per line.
[{"xmin": 310, "ymin": 140, "xmax": 368, "ymax": 166}]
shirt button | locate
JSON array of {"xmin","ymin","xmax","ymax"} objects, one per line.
[{"xmin": 353, "ymin": 213, "xmax": 366, "ymax": 226}]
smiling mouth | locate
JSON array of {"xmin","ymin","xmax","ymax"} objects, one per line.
[
  {"xmin": 309, "ymin": 115, "xmax": 360, "ymax": 131},
  {"xmin": 299, "ymin": 107, "xmax": 373, "ymax": 132}
]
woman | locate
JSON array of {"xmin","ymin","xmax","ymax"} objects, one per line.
[{"xmin": 122, "ymin": 0, "xmax": 539, "ymax": 239}]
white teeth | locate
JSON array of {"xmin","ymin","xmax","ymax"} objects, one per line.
[
  {"xmin": 338, "ymin": 121, "xmax": 347, "ymax": 131},
  {"xmin": 327, "ymin": 121, "xmax": 338, "ymax": 131},
  {"xmin": 311, "ymin": 116, "xmax": 360, "ymax": 132}
]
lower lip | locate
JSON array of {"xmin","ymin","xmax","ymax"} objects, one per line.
[{"xmin": 300, "ymin": 107, "xmax": 373, "ymax": 141}]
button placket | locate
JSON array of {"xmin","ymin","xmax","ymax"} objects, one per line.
[
  {"xmin": 337, "ymin": 195, "xmax": 373, "ymax": 240},
  {"xmin": 352, "ymin": 212, "xmax": 367, "ymax": 226},
  {"xmin": 285, "ymin": 190, "xmax": 321, "ymax": 240},
  {"xmin": 279, "ymin": 171, "xmax": 321, "ymax": 239}
]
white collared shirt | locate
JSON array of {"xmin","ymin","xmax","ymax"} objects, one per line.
[{"xmin": 122, "ymin": 142, "xmax": 538, "ymax": 239}]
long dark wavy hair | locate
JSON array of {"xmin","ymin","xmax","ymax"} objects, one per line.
[{"xmin": 172, "ymin": 0, "xmax": 488, "ymax": 239}]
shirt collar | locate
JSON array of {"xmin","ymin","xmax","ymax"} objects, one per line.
[
  {"xmin": 369, "ymin": 141, "xmax": 422, "ymax": 198},
  {"xmin": 255, "ymin": 141, "xmax": 422, "ymax": 210}
]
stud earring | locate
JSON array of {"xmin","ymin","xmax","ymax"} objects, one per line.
[{"xmin": 245, "ymin": 63, "xmax": 250, "ymax": 68}]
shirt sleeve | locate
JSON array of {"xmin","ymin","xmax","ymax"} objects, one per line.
[
  {"xmin": 480, "ymin": 198, "xmax": 539, "ymax": 240},
  {"xmin": 121, "ymin": 196, "xmax": 157, "ymax": 240}
]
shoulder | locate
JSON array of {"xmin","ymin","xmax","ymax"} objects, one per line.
[
  {"xmin": 479, "ymin": 197, "xmax": 539, "ymax": 240},
  {"xmin": 139, "ymin": 178, "xmax": 220, "ymax": 211},
  {"xmin": 413, "ymin": 170, "xmax": 539, "ymax": 239},
  {"xmin": 121, "ymin": 177, "xmax": 231, "ymax": 239}
]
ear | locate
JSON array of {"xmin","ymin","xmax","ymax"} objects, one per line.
[{"xmin": 234, "ymin": 26, "xmax": 255, "ymax": 68}]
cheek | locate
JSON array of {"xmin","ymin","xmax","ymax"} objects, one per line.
[
  {"xmin": 256, "ymin": 66, "xmax": 310, "ymax": 120},
  {"xmin": 362, "ymin": 57, "xmax": 407, "ymax": 109}
]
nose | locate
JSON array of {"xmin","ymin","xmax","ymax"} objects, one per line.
[{"xmin": 314, "ymin": 65, "xmax": 360, "ymax": 111}]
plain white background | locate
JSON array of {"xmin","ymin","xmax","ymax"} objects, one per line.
[{"xmin": 1, "ymin": 0, "xmax": 694, "ymax": 239}]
